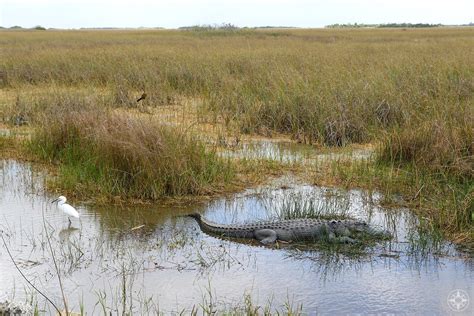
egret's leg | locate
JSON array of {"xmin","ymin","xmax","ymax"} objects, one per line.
[{"xmin": 68, "ymin": 218, "xmax": 72, "ymax": 227}]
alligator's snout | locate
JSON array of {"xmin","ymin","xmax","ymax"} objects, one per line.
[
  {"xmin": 352, "ymin": 221, "xmax": 392, "ymax": 239},
  {"xmin": 370, "ymin": 226, "xmax": 392, "ymax": 238}
]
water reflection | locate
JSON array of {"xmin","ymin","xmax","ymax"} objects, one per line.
[
  {"xmin": 58, "ymin": 227, "xmax": 79, "ymax": 242},
  {"xmin": 0, "ymin": 160, "xmax": 472, "ymax": 315}
]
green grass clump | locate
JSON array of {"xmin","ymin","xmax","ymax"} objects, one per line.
[
  {"xmin": 273, "ymin": 191, "xmax": 350, "ymax": 220},
  {"xmin": 332, "ymin": 157, "xmax": 473, "ymax": 243},
  {"xmin": 29, "ymin": 109, "xmax": 233, "ymax": 201}
]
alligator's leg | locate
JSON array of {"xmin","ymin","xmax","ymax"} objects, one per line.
[
  {"xmin": 328, "ymin": 232, "xmax": 357, "ymax": 244},
  {"xmin": 336, "ymin": 236, "xmax": 357, "ymax": 244},
  {"xmin": 254, "ymin": 229, "xmax": 278, "ymax": 244},
  {"xmin": 328, "ymin": 232, "xmax": 337, "ymax": 243}
]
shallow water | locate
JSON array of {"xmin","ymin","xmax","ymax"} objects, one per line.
[
  {"xmin": 0, "ymin": 160, "xmax": 472, "ymax": 315},
  {"xmin": 219, "ymin": 140, "xmax": 372, "ymax": 164}
]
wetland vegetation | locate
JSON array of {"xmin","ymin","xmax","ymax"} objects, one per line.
[
  {"xmin": 0, "ymin": 27, "xmax": 473, "ymax": 314},
  {"xmin": 1, "ymin": 27, "xmax": 471, "ymax": 241},
  {"xmin": 29, "ymin": 105, "xmax": 233, "ymax": 201}
]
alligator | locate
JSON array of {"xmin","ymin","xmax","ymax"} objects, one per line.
[{"xmin": 189, "ymin": 213, "xmax": 391, "ymax": 245}]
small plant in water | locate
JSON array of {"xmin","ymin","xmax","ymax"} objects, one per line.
[
  {"xmin": 273, "ymin": 191, "xmax": 350, "ymax": 220},
  {"xmin": 407, "ymin": 218, "xmax": 445, "ymax": 256}
]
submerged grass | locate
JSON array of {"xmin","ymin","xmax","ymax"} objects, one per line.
[{"xmin": 28, "ymin": 106, "xmax": 233, "ymax": 201}]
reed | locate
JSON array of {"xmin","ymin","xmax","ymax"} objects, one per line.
[{"xmin": 29, "ymin": 105, "xmax": 233, "ymax": 201}]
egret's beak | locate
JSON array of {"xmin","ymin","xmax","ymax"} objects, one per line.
[{"xmin": 51, "ymin": 198, "xmax": 58, "ymax": 203}]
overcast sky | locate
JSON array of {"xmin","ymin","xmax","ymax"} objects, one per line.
[{"xmin": 1, "ymin": 0, "xmax": 473, "ymax": 29}]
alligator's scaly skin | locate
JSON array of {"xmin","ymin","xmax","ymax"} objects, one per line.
[{"xmin": 189, "ymin": 213, "xmax": 391, "ymax": 244}]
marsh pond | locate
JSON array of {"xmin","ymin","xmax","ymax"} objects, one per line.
[{"xmin": 0, "ymin": 160, "xmax": 472, "ymax": 315}]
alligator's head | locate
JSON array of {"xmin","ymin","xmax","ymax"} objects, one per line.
[
  {"xmin": 345, "ymin": 220, "xmax": 392, "ymax": 239},
  {"xmin": 354, "ymin": 221, "xmax": 391, "ymax": 238}
]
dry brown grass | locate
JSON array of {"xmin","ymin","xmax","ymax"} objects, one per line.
[
  {"xmin": 29, "ymin": 104, "xmax": 234, "ymax": 201},
  {"xmin": 379, "ymin": 119, "xmax": 473, "ymax": 180}
]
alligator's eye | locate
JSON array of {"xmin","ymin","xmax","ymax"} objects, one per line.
[
  {"xmin": 331, "ymin": 220, "xmax": 336, "ymax": 224},
  {"xmin": 363, "ymin": 222, "xmax": 367, "ymax": 226}
]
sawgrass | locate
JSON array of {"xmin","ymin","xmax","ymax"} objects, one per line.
[
  {"xmin": 28, "ymin": 104, "xmax": 233, "ymax": 201},
  {"xmin": 1, "ymin": 28, "xmax": 472, "ymax": 144}
]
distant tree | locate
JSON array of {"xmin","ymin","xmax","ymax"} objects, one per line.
[
  {"xmin": 33, "ymin": 25, "xmax": 46, "ymax": 30},
  {"xmin": 326, "ymin": 22, "xmax": 443, "ymax": 29},
  {"xmin": 10, "ymin": 26, "xmax": 23, "ymax": 29},
  {"xmin": 379, "ymin": 23, "xmax": 441, "ymax": 28},
  {"xmin": 179, "ymin": 23, "xmax": 240, "ymax": 31}
]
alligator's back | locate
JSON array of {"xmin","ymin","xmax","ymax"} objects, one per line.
[{"xmin": 189, "ymin": 213, "xmax": 335, "ymax": 241}]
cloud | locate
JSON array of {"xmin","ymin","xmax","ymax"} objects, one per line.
[{"xmin": 2, "ymin": 0, "xmax": 473, "ymax": 28}]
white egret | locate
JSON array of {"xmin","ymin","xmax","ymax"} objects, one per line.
[{"xmin": 52, "ymin": 196, "xmax": 80, "ymax": 227}]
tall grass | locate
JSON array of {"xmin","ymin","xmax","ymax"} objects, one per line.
[
  {"xmin": 1, "ymin": 28, "xmax": 472, "ymax": 146},
  {"xmin": 371, "ymin": 88, "xmax": 473, "ymax": 240},
  {"xmin": 29, "ymin": 104, "xmax": 233, "ymax": 201},
  {"xmin": 378, "ymin": 117, "xmax": 473, "ymax": 181}
]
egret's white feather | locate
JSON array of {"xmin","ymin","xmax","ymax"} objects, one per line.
[
  {"xmin": 59, "ymin": 203, "xmax": 80, "ymax": 219},
  {"xmin": 53, "ymin": 195, "xmax": 80, "ymax": 221}
]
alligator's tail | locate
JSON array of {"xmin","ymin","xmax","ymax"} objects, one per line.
[
  {"xmin": 187, "ymin": 212, "xmax": 253, "ymax": 238},
  {"xmin": 188, "ymin": 213, "xmax": 202, "ymax": 222}
]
